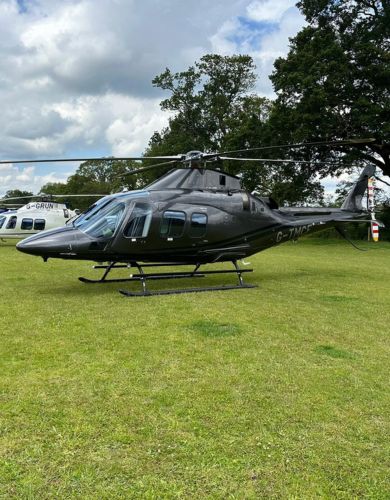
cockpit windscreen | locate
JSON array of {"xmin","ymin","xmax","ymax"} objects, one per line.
[{"xmin": 77, "ymin": 199, "xmax": 125, "ymax": 238}]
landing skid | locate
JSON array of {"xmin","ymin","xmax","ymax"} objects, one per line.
[{"xmin": 79, "ymin": 260, "xmax": 256, "ymax": 296}]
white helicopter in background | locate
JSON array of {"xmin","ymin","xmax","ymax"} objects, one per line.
[{"xmin": 0, "ymin": 194, "xmax": 105, "ymax": 241}]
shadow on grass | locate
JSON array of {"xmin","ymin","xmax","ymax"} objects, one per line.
[
  {"xmin": 35, "ymin": 272, "xmax": 255, "ymax": 298},
  {"xmin": 321, "ymin": 295, "xmax": 359, "ymax": 303},
  {"xmin": 315, "ymin": 345, "xmax": 355, "ymax": 360},
  {"xmin": 24, "ymin": 261, "xmax": 365, "ymax": 299},
  {"xmin": 187, "ymin": 320, "xmax": 241, "ymax": 338},
  {"xmin": 0, "ymin": 241, "xmax": 19, "ymax": 247},
  {"xmin": 254, "ymin": 270, "xmax": 352, "ymax": 288}
]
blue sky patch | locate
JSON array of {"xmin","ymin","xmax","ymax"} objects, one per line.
[
  {"xmin": 16, "ymin": 0, "xmax": 29, "ymax": 14},
  {"xmin": 228, "ymin": 17, "xmax": 279, "ymax": 50}
]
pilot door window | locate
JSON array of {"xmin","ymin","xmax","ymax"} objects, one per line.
[
  {"xmin": 160, "ymin": 211, "xmax": 186, "ymax": 239},
  {"xmin": 124, "ymin": 203, "xmax": 152, "ymax": 239}
]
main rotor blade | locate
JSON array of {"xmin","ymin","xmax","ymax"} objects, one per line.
[
  {"xmin": 0, "ymin": 139, "xmax": 376, "ymax": 165},
  {"xmin": 219, "ymin": 156, "xmax": 353, "ymax": 167},
  {"xmin": 0, "ymin": 193, "xmax": 107, "ymax": 202},
  {"xmin": 0, "ymin": 155, "xmax": 183, "ymax": 165},
  {"xmin": 116, "ymin": 159, "xmax": 180, "ymax": 177},
  {"xmin": 0, "ymin": 195, "xmax": 38, "ymax": 201},
  {"xmin": 215, "ymin": 138, "xmax": 377, "ymax": 157},
  {"xmin": 43, "ymin": 194, "xmax": 109, "ymax": 197}
]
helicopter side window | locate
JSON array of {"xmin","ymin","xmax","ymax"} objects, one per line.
[
  {"xmin": 34, "ymin": 219, "xmax": 46, "ymax": 230},
  {"xmin": 0, "ymin": 216, "xmax": 5, "ymax": 229},
  {"xmin": 21, "ymin": 218, "xmax": 33, "ymax": 230},
  {"xmin": 160, "ymin": 211, "xmax": 186, "ymax": 238},
  {"xmin": 6, "ymin": 216, "xmax": 17, "ymax": 229},
  {"xmin": 124, "ymin": 203, "xmax": 152, "ymax": 238},
  {"xmin": 250, "ymin": 197, "xmax": 266, "ymax": 213},
  {"xmin": 190, "ymin": 213, "xmax": 207, "ymax": 238}
]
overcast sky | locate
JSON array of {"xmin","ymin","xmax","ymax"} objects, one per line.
[{"xmin": 0, "ymin": 0, "xmax": 307, "ymax": 195}]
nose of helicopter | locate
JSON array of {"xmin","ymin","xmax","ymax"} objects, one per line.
[{"xmin": 16, "ymin": 227, "xmax": 81, "ymax": 257}]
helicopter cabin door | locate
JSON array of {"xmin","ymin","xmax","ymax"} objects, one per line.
[{"xmin": 122, "ymin": 202, "xmax": 153, "ymax": 242}]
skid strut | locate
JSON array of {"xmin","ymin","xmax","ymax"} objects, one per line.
[{"xmin": 79, "ymin": 260, "xmax": 256, "ymax": 296}]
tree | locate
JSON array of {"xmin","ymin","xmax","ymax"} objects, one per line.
[
  {"xmin": 151, "ymin": 54, "xmax": 258, "ymax": 152},
  {"xmin": 40, "ymin": 159, "xmax": 140, "ymax": 211},
  {"xmin": 147, "ymin": 54, "xmax": 324, "ymax": 204},
  {"xmin": 270, "ymin": 0, "xmax": 390, "ymax": 177},
  {"xmin": 1, "ymin": 189, "xmax": 34, "ymax": 205}
]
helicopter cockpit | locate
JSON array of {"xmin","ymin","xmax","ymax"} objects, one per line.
[
  {"xmin": 74, "ymin": 199, "xmax": 126, "ymax": 239},
  {"xmin": 74, "ymin": 191, "xmax": 151, "ymax": 240}
]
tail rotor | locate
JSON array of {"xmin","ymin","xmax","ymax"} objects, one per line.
[{"xmin": 368, "ymin": 176, "xmax": 379, "ymax": 242}]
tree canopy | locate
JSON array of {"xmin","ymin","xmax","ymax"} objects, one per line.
[
  {"xmin": 270, "ymin": 0, "xmax": 390, "ymax": 176},
  {"xmin": 147, "ymin": 54, "xmax": 324, "ymax": 203},
  {"xmin": 0, "ymin": 190, "xmax": 34, "ymax": 205},
  {"xmin": 150, "ymin": 54, "xmax": 260, "ymax": 153},
  {"xmin": 40, "ymin": 159, "xmax": 140, "ymax": 211}
]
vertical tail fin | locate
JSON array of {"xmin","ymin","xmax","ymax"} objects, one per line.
[{"xmin": 341, "ymin": 165, "xmax": 376, "ymax": 212}]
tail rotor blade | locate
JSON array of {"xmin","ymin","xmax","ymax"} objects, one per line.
[{"xmin": 368, "ymin": 176, "xmax": 379, "ymax": 242}]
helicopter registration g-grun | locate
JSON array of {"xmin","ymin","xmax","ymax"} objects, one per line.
[
  {"xmin": 3, "ymin": 139, "xmax": 385, "ymax": 296},
  {"xmin": 0, "ymin": 201, "xmax": 77, "ymax": 240},
  {"xmin": 0, "ymin": 194, "xmax": 109, "ymax": 241}
]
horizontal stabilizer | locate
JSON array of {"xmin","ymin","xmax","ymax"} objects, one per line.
[{"xmin": 337, "ymin": 218, "xmax": 385, "ymax": 227}]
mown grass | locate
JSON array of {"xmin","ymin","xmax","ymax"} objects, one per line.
[{"xmin": 0, "ymin": 239, "xmax": 389, "ymax": 498}]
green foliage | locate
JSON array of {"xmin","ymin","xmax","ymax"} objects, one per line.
[
  {"xmin": 40, "ymin": 159, "xmax": 141, "ymax": 211},
  {"xmin": 377, "ymin": 204, "xmax": 390, "ymax": 240},
  {"xmin": 152, "ymin": 54, "xmax": 258, "ymax": 151},
  {"xmin": 1, "ymin": 189, "xmax": 33, "ymax": 205},
  {"xmin": 270, "ymin": 0, "xmax": 390, "ymax": 176},
  {"xmin": 148, "ymin": 54, "xmax": 324, "ymax": 204}
]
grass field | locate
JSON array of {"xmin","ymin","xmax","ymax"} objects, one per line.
[{"xmin": 0, "ymin": 239, "xmax": 389, "ymax": 498}]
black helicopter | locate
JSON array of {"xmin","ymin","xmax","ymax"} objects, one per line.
[{"xmin": 4, "ymin": 139, "xmax": 385, "ymax": 296}]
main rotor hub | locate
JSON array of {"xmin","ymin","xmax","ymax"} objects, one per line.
[{"xmin": 184, "ymin": 150, "xmax": 205, "ymax": 168}]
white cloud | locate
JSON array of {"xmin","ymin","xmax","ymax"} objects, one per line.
[
  {"xmin": 210, "ymin": 19, "xmax": 242, "ymax": 54},
  {"xmin": 252, "ymin": 7, "xmax": 306, "ymax": 95},
  {"xmin": 247, "ymin": 0, "xmax": 296, "ymax": 22},
  {"xmin": 209, "ymin": 0, "xmax": 304, "ymax": 96},
  {"xmin": 0, "ymin": 0, "xmax": 306, "ymax": 190},
  {"xmin": 322, "ymin": 172, "xmax": 390, "ymax": 199},
  {"xmin": 0, "ymin": 163, "xmax": 72, "ymax": 196}
]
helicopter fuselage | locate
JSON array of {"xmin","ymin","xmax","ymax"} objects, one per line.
[
  {"xmin": 15, "ymin": 186, "xmax": 366, "ymax": 264},
  {"xmin": 0, "ymin": 202, "xmax": 76, "ymax": 240}
]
